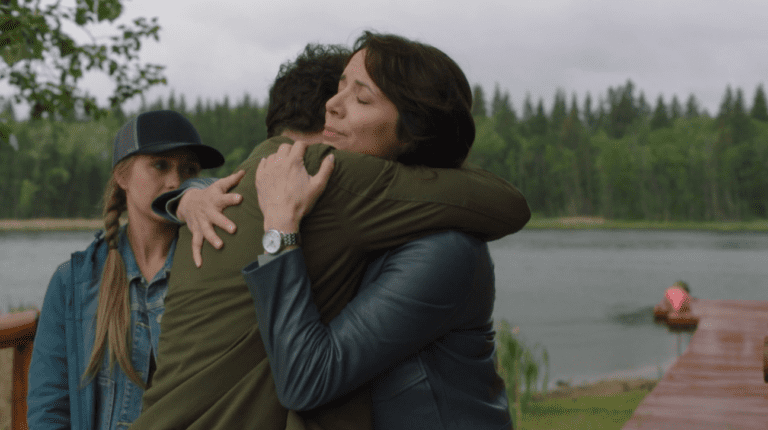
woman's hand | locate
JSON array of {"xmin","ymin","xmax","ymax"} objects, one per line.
[
  {"xmin": 256, "ymin": 140, "xmax": 334, "ymax": 233},
  {"xmin": 177, "ymin": 170, "xmax": 246, "ymax": 267}
]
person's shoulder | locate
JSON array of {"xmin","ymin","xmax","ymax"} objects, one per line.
[
  {"xmin": 247, "ymin": 135, "xmax": 295, "ymax": 159},
  {"xmin": 235, "ymin": 136, "xmax": 300, "ymax": 174},
  {"xmin": 41, "ymin": 231, "xmax": 105, "ymax": 313},
  {"xmin": 64, "ymin": 230, "xmax": 108, "ymax": 277},
  {"xmin": 387, "ymin": 232, "xmax": 483, "ymax": 303}
]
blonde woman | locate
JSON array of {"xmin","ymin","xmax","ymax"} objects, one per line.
[{"xmin": 27, "ymin": 110, "xmax": 227, "ymax": 429}]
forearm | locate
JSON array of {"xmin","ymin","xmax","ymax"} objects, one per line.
[
  {"xmin": 244, "ymin": 250, "xmax": 361, "ymax": 410},
  {"xmin": 243, "ymin": 232, "xmax": 480, "ymax": 411},
  {"xmin": 315, "ymin": 149, "xmax": 530, "ymax": 250},
  {"xmin": 151, "ymin": 177, "xmax": 218, "ymax": 223}
]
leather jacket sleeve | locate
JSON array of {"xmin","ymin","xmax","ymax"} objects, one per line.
[
  {"xmin": 242, "ymin": 231, "xmax": 484, "ymax": 411},
  {"xmin": 151, "ymin": 177, "xmax": 218, "ymax": 224}
]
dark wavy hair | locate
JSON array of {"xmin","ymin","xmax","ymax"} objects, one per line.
[
  {"xmin": 352, "ymin": 31, "xmax": 475, "ymax": 168},
  {"xmin": 266, "ymin": 44, "xmax": 351, "ymax": 138}
]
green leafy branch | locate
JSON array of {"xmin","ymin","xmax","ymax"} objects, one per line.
[{"xmin": 0, "ymin": 0, "xmax": 166, "ymax": 129}]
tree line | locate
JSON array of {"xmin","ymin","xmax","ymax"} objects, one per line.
[
  {"xmin": 468, "ymin": 81, "xmax": 768, "ymax": 221},
  {"xmin": 1, "ymin": 81, "xmax": 766, "ymax": 221}
]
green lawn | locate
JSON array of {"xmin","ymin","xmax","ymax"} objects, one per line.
[{"xmin": 517, "ymin": 388, "xmax": 652, "ymax": 430}]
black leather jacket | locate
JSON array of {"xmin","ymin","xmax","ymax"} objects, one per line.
[{"xmin": 243, "ymin": 231, "xmax": 512, "ymax": 429}]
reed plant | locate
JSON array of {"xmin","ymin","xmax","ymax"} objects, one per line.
[
  {"xmin": 3, "ymin": 298, "xmax": 37, "ymax": 314},
  {"xmin": 496, "ymin": 319, "xmax": 549, "ymax": 428}
]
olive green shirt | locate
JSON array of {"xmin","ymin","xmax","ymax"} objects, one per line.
[{"xmin": 131, "ymin": 136, "xmax": 529, "ymax": 430}]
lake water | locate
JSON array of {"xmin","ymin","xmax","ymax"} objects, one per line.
[{"xmin": 2, "ymin": 229, "xmax": 767, "ymax": 387}]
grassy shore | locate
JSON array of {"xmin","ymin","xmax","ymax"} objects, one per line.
[
  {"xmin": 521, "ymin": 378, "xmax": 657, "ymax": 429},
  {"xmin": 2, "ymin": 217, "xmax": 767, "ymax": 232},
  {"xmin": 526, "ymin": 216, "xmax": 768, "ymax": 231},
  {"xmin": 0, "ymin": 218, "xmax": 103, "ymax": 232}
]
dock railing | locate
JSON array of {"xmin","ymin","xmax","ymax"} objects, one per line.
[{"xmin": 0, "ymin": 309, "xmax": 39, "ymax": 430}]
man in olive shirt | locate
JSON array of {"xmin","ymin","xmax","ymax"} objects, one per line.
[{"xmin": 134, "ymin": 45, "xmax": 530, "ymax": 430}]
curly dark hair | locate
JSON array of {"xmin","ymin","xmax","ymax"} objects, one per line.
[
  {"xmin": 266, "ymin": 44, "xmax": 351, "ymax": 138},
  {"xmin": 352, "ymin": 31, "xmax": 475, "ymax": 168}
]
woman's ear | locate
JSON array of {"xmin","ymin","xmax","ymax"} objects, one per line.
[{"xmin": 113, "ymin": 159, "xmax": 134, "ymax": 191}]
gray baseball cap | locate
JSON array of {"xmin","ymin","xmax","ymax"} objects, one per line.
[{"xmin": 112, "ymin": 110, "xmax": 225, "ymax": 169}]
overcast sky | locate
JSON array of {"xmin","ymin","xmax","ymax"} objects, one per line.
[{"xmin": 49, "ymin": 0, "xmax": 768, "ymax": 116}]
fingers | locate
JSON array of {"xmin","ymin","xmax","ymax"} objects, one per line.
[
  {"xmin": 191, "ymin": 230, "xmax": 204, "ymax": 268},
  {"xmin": 211, "ymin": 171, "xmax": 244, "ymax": 209},
  {"xmin": 192, "ymin": 222, "xmax": 223, "ymax": 268},
  {"xmin": 310, "ymin": 153, "xmax": 335, "ymax": 194},
  {"xmin": 218, "ymin": 193, "xmax": 243, "ymax": 211},
  {"xmin": 210, "ymin": 211, "xmax": 237, "ymax": 235},
  {"xmin": 257, "ymin": 157, "xmax": 266, "ymax": 176},
  {"xmin": 212, "ymin": 191, "xmax": 242, "ymax": 228},
  {"xmin": 216, "ymin": 170, "xmax": 246, "ymax": 192},
  {"xmin": 260, "ymin": 141, "xmax": 307, "ymax": 169},
  {"xmin": 275, "ymin": 143, "xmax": 293, "ymax": 159},
  {"xmin": 202, "ymin": 226, "xmax": 224, "ymax": 250},
  {"xmin": 291, "ymin": 140, "xmax": 309, "ymax": 161},
  {"xmin": 184, "ymin": 171, "xmax": 247, "ymax": 268}
]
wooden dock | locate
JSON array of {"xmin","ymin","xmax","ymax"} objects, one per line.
[{"xmin": 623, "ymin": 299, "xmax": 768, "ymax": 430}]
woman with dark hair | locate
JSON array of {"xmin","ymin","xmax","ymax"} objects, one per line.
[
  {"xmin": 246, "ymin": 32, "xmax": 515, "ymax": 429},
  {"xmin": 347, "ymin": 31, "xmax": 476, "ymax": 168}
]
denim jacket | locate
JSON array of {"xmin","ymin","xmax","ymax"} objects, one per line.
[
  {"xmin": 243, "ymin": 231, "xmax": 512, "ymax": 429},
  {"xmin": 27, "ymin": 227, "xmax": 174, "ymax": 430}
]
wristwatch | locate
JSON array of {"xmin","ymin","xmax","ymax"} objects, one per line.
[{"xmin": 262, "ymin": 229, "xmax": 300, "ymax": 254}]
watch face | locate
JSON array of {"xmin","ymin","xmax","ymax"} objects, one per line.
[{"xmin": 263, "ymin": 229, "xmax": 282, "ymax": 254}]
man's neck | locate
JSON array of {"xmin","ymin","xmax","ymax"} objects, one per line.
[{"xmin": 280, "ymin": 129, "xmax": 324, "ymax": 143}]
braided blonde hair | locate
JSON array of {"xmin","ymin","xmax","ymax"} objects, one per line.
[{"xmin": 82, "ymin": 158, "xmax": 146, "ymax": 389}]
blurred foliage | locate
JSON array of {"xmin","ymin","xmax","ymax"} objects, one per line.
[
  {"xmin": 496, "ymin": 320, "xmax": 549, "ymax": 429},
  {"xmin": 0, "ymin": 95, "xmax": 266, "ymax": 218},
  {"xmin": 0, "ymin": 0, "xmax": 165, "ymax": 138}
]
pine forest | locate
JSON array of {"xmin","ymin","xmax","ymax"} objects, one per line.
[{"xmin": 1, "ymin": 81, "xmax": 767, "ymax": 222}]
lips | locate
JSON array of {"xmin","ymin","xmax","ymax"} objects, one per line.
[{"xmin": 323, "ymin": 126, "xmax": 345, "ymax": 141}]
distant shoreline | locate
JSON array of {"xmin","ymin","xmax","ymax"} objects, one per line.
[
  {"xmin": 2, "ymin": 217, "xmax": 767, "ymax": 232},
  {"xmin": 0, "ymin": 218, "xmax": 103, "ymax": 232},
  {"xmin": 527, "ymin": 217, "xmax": 768, "ymax": 231}
]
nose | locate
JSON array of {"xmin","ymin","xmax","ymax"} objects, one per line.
[
  {"xmin": 166, "ymin": 169, "xmax": 182, "ymax": 190},
  {"xmin": 325, "ymin": 92, "xmax": 343, "ymax": 118}
]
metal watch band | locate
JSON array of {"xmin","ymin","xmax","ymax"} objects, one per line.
[{"xmin": 282, "ymin": 232, "xmax": 300, "ymax": 247}]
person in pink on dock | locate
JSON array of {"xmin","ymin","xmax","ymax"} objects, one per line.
[{"xmin": 654, "ymin": 280, "xmax": 698, "ymax": 328}]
